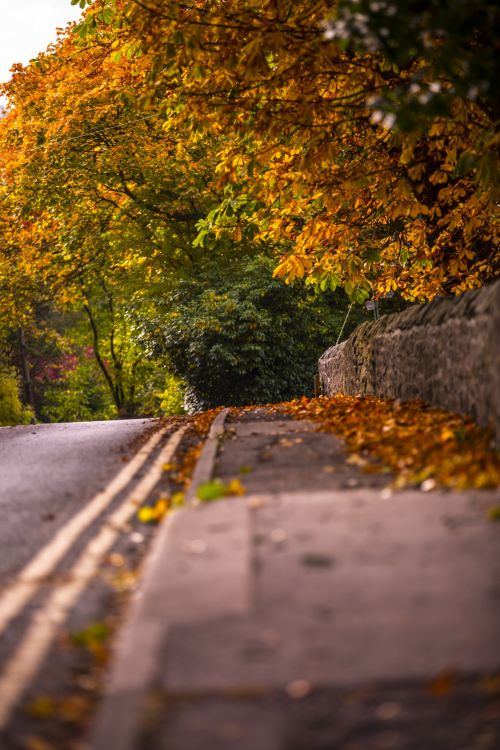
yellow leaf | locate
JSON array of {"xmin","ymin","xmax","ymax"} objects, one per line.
[
  {"xmin": 26, "ymin": 695, "xmax": 56, "ymax": 719},
  {"xmin": 137, "ymin": 506, "xmax": 155, "ymax": 523},
  {"xmin": 24, "ymin": 737, "xmax": 54, "ymax": 750},
  {"xmin": 227, "ymin": 478, "xmax": 246, "ymax": 496}
]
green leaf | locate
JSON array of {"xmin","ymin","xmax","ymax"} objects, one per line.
[
  {"xmin": 345, "ymin": 281, "xmax": 355, "ymax": 297},
  {"xmin": 487, "ymin": 505, "xmax": 500, "ymax": 522},
  {"xmin": 193, "ymin": 229, "xmax": 208, "ymax": 248},
  {"xmin": 71, "ymin": 621, "xmax": 110, "ymax": 648},
  {"xmin": 101, "ymin": 8, "xmax": 114, "ymax": 24},
  {"xmin": 329, "ymin": 275, "xmax": 339, "ymax": 292},
  {"xmin": 196, "ymin": 480, "xmax": 228, "ymax": 501}
]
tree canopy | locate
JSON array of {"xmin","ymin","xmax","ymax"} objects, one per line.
[{"xmin": 0, "ymin": 0, "xmax": 498, "ymax": 419}]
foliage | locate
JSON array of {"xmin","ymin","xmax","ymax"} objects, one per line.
[
  {"xmin": 327, "ymin": 0, "xmax": 500, "ymax": 128},
  {"xmin": 113, "ymin": 0, "xmax": 499, "ymax": 300},
  {"xmin": 158, "ymin": 373, "xmax": 186, "ymax": 417},
  {"xmin": 39, "ymin": 350, "xmax": 115, "ymax": 423},
  {"xmin": 0, "ymin": 5, "xmax": 234, "ymax": 418},
  {"xmin": 280, "ymin": 395, "xmax": 500, "ymax": 490},
  {"xmin": 0, "ymin": 0, "xmax": 498, "ymax": 424},
  {"xmin": 146, "ymin": 256, "xmax": 367, "ymax": 409},
  {"xmin": 0, "ymin": 368, "xmax": 33, "ymax": 425}
]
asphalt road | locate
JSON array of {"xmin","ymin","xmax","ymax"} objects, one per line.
[{"xmin": 0, "ymin": 419, "xmax": 156, "ymax": 584}]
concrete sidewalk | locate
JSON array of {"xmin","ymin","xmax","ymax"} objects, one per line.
[{"xmin": 91, "ymin": 409, "xmax": 500, "ymax": 750}]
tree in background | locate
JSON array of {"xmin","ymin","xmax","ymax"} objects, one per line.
[
  {"xmin": 117, "ymin": 0, "xmax": 498, "ymax": 299},
  {"xmin": 0, "ymin": 367, "xmax": 33, "ymax": 426},
  {"xmin": 0, "ymin": 16, "xmax": 210, "ymax": 417},
  {"xmin": 325, "ymin": 0, "xmax": 499, "ymax": 128},
  {"xmin": 0, "ymin": 0, "xmax": 496, "ymax": 420},
  {"xmin": 135, "ymin": 255, "xmax": 368, "ymax": 409},
  {"xmin": 0, "ymin": 320, "xmax": 33, "ymax": 426}
]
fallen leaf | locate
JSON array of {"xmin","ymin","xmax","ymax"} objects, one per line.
[
  {"xmin": 26, "ymin": 696, "xmax": 56, "ymax": 720},
  {"xmin": 278, "ymin": 396, "xmax": 500, "ymax": 490},
  {"xmin": 108, "ymin": 553, "xmax": 125, "ymax": 567},
  {"xmin": 57, "ymin": 694, "xmax": 91, "ymax": 723},
  {"xmin": 24, "ymin": 737, "xmax": 54, "ymax": 750},
  {"xmin": 197, "ymin": 480, "xmax": 228, "ymax": 501},
  {"xmin": 487, "ymin": 506, "xmax": 500, "ymax": 522},
  {"xmin": 227, "ymin": 478, "xmax": 246, "ymax": 496},
  {"xmin": 70, "ymin": 621, "xmax": 110, "ymax": 650},
  {"xmin": 429, "ymin": 670, "xmax": 455, "ymax": 697},
  {"xmin": 137, "ymin": 497, "xmax": 169, "ymax": 523},
  {"xmin": 197, "ymin": 478, "xmax": 246, "ymax": 501}
]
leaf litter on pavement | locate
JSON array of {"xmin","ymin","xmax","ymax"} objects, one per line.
[{"xmin": 278, "ymin": 395, "xmax": 500, "ymax": 491}]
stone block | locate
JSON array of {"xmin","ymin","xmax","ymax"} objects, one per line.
[{"xmin": 318, "ymin": 280, "xmax": 500, "ymax": 445}]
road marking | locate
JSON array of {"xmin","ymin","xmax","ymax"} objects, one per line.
[
  {"xmin": 0, "ymin": 425, "xmax": 187, "ymax": 729},
  {"xmin": 0, "ymin": 424, "xmax": 167, "ymax": 637}
]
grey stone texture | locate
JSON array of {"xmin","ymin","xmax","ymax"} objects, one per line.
[{"xmin": 319, "ymin": 279, "xmax": 500, "ymax": 445}]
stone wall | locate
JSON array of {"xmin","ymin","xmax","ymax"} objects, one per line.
[{"xmin": 318, "ymin": 279, "xmax": 500, "ymax": 446}]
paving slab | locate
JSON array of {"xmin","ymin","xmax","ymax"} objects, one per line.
[
  {"xmin": 217, "ymin": 419, "xmax": 389, "ymax": 493},
  {"xmin": 161, "ymin": 489, "xmax": 500, "ymax": 692},
  {"xmin": 139, "ymin": 679, "xmax": 500, "ymax": 750},
  {"xmin": 91, "ymin": 412, "xmax": 500, "ymax": 750}
]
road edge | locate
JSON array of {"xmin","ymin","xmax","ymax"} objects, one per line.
[{"xmin": 89, "ymin": 407, "xmax": 232, "ymax": 750}]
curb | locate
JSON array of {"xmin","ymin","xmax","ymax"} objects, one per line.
[
  {"xmin": 185, "ymin": 407, "xmax": 230, "ymax": 504},
  {"xmin": 89, "ymin": 407, "xmax": 232, "ymax": 750}
]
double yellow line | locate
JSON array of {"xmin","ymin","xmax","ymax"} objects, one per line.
[{"xmin": 0, "ymin": 424, "xmax": 187, "ymax": 729}]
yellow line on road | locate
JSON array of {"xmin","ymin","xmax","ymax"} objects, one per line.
[
  {"xmin": 0, "ymin": 425, "xmax": 187, "ymax": 729},
  {"xmin": 0, "ymin": 425, "xmax": 166, "ymax": 637}
]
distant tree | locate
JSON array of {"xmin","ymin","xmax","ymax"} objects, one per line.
[
  {"xmin": 0, "ymin": 366, "xmax": 33, "ymax": 425},
  {"xmin": 139, "ymin": 256, "xmax": 368, "ymax": 409}
]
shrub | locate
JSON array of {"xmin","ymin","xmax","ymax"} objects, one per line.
[
  {"xmin": 152, "ymin": 256, "xmax": 367, "ymax": 409},
  {"xmin": 0, "ymin": 368, "xmax": 33, "ymax": 425}
]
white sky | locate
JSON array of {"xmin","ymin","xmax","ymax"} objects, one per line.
[{"xmin": 0, "ymin": 0, "xmax": 84, "ymax": 105}]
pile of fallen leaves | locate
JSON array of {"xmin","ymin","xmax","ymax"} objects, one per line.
[{"xmin": 279, "ymin": 395, "xmax": 500, "ymax": 490}]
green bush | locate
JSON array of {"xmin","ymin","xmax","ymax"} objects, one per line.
[
  {"xmin": 0, "ymin": 369, "xmax": 33, "ymax": 425},
  {"xmin": 159, "ymin": 373, "xmax": 186, "ymax": 416},
  {"xmin": 150, "ymin": 256, "xmax": 368, "ymax": 409},
  {"xmin": 40, "ymin": 359, "xmax": 116, "ymax": 423}
]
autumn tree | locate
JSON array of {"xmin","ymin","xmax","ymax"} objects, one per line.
[
  {"xmin": 1, "ymin": 0, "xmax": 498, "ymax": 419},
  {"xmin": 2, "ymin": 4, "xmax": 363, "ymax": 416},
  {"xmin": 114, "ymin": 0, "xmax": 499, "ymax": 300},
  {"xmin": 0, "ymin": 11, "xmax": 225, "ymax": 414}
]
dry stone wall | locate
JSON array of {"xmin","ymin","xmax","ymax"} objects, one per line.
[{"xmin": 318, "ymin": 280, "xmax": 500, "ymax": 446}]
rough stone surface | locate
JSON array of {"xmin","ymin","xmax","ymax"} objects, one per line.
[{"xmin": 318, "ymin": 280, "xmax": 500, "ymax": 445}]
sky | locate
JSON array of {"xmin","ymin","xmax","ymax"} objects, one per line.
[{"xmin": 0, "ymin": 0, "xmax": 83, "ymax": 104}]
